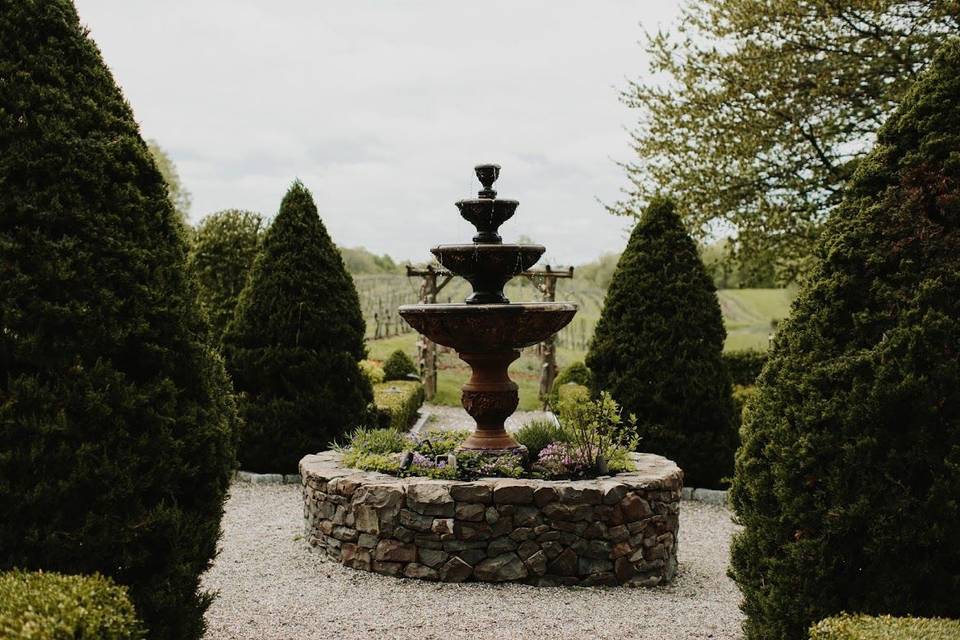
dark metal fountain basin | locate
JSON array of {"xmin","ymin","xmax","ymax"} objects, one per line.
[
  {"xmin": 455, "ymin": 198, "xmax": 519, "ymax": 243},
  {"xmin": 431, "ymin": 244, "xmax": 545, "ymax": 304},
  {"xmin": 398, "ymin": 302, "xmax": 576, "ymax": 352}
]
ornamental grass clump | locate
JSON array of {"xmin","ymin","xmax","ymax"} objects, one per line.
[{"xmin": 729, "ymin": 40, "xmax": 960, "ymax": 640}]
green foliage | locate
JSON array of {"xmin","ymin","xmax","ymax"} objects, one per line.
[
  {"xmin": 575, "ymin": 252, "xmax": 621, "ymax": 289},
  {"xmin": 341, "ymin": 451, "xmax": 402, "ymax": 475},
  {"xmin": 372, "ymin": 381, "xmax": 425, "ymax": 431},
  {"xmin": 515, "ymin": 419, "xmax": 568, "ymax": 460},
  {"xmin": 723, "ymin": 350, "xmax": 769, "ymax": 386},
  {"xmin": 555, "ymin": 391, "xmax": 639, "ymax": 473},
  {"xmin": 188, "ymin": 209, "xmax": 265, "ymax": 341},
  {"xmin": 456, "ymin": 451, "xmax": 525, "ymax": 480},
  {"xmin": 222, "ymin": 181, "xmax": 372, "ymax": 472},
  {"xmin": 417, "ymin": 430, "xmax": 469, "ymax": 456},
  {"xmin": 587, "ymin": 198, "xmax": 737, "ymax": 488},
  {"xmin": 0, "ymin": 571, "xmax": 145, "ymax": 640},
  {"xmin": 382, "ymin": 348, "xmax": 418, "ymax": 381},
  {"xmin": 729, "ymin": 41, "xmax": 960, "ymax": 640},
  {"xmin": 0, "ymin": 4, "xmax": 238, "ymax": 639},
  {"xmin": 701, "ymin": 239, "xmax": 776, "ymax": 289},
  {"xmin": 146, "ymin": 139, "xmax": 191, "ymax": 226},
  {"xmin": 618, "ymin": 0, "xmax": 957, "ymax": 283},
  {"xmin": 339, "ymin": 246, "xmax": 401, "ymax": 274},
  {"xmin": 359, "ymin": 359, "xmax": 385, "ymax": 385},
  {"xmin": 340, "ymin": 427, "xmax": 408, "ymax": 455},
  {"xmin": 547, "ymin": 361, "xmax": 593, "ymax": 408},
  {"xmin": 810, "ymin": 615, "xmax": 960, "ymax": 640}
]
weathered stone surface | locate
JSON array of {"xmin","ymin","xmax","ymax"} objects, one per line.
[
  {"xmin": 524, "ymin": 550, "xmax": 548, "ymax": 576},
  {"xmin": 374, "ymin": 539, "xmax": 416, "ymax": 563},
  {"xmin": 440, "ymin": 556, "xmax": 473, "ymax": 582},
  {"xmin": 407, "ymin": 483, "xmax": 454, "ymax": 517},
  {"xmin": 488, "ymin": 535, "xmax": 518, "ymax": 555},
  {"xmin": 517, "ymin": 540, "xmax": 540, "ymax": 561},
  {"xmin": 450, "ymin": 483, "xmax": 492, "ymax": 504},
  {"xmin": 455, "ymin": 502, "xmax": 485, "ymax": 522},
  {"xmin": 431, "ymin": 518, "xmax": 455, "ymax": 536},
  {"xmin": 418, "ymin": 548, "xmax": 448, "ymax": 568},
  {"xmin": 547, "ymin": 548, "xmax": 578, "ymax": 576},
  {"xmin": 404, "ymin": 563, "xmax": 439, "ymax": 580},
  {"xmin": 492, "ymin": 481, "xmax": 534, "ymax": 505},
  {"xmin": 621, "ymin": 494, "xmax": 652, "ymax": 521},
  {"xmin": 399, "ymin": 509, "xmax": 434, "ymax": 532},
  {"xmin": 475, "ymin": 553, "xmax": 528, "ymax": 582},
  {"xmin": 301, "ymin": 451, "xmax": 680, "ymax": 587}
]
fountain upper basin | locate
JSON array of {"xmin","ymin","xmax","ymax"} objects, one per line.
[
  {"xmin": 432, "ymin": 243, "xmax": 545, "ymax": 304},
  {"xmin": 398, "ymin": 302, "xmax": 577, "ymax": 352}
]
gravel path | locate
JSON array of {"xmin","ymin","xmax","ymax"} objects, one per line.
[
  {"xmin": 202, "ymin": 483, "xmax": 744, "ymax": 640},
  {"xmin": 421, "ymin": 403, "xmax": 554, "ymax": 433}
]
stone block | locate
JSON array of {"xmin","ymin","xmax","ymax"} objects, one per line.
[
  {"xmin": 399, "ymin": 509, "xmax": 434, "ymax": 532},
  {"xmin": 455, "ymin": 502, "xmax": 485, "ymax": 522},
  {"xmin": 404, "ymin": 563, "xmax": 439, "ymax": 580},
  {"xmin": 492, "ymin": 481, "xmax": 534, "ymax": 505},
  {"xmin": 487, "ymin": 537, "xmax": 517, "ymax": 555},
  {"xmin": 509, "ymin": 527, "xmax": 533, "ymax": 542},
  {"xmin": 372, "ymin": 561, "xmax": 405, "ymax": 577},
  {"xmin": 517, "ymin": 540, "xmax": 540, "ymax": 561},
  {"xmin": 440, "ymin": 556, "xmax": 473, "ymax": 582},
  {"xmin": 578, "ymin": 556, "xmax": 613, "ymax": 576},
  {"xmin": 450, "ymin": 483, "xmax": 492, "ymax": 504},
  {"xmin": 353, "ymin": 505, "xmax": 379, "ymax": 534},
  {"xmin": 407, "ymin": 483, "xmax": 454, "ymax": 517},
  {"xmin": 547, "ymin": 548, "xmax": 578, "ymax": 576},
  {"xmin": 533, "ymin": 486, "xmax": 558, "ymax": 507},
  {"xmin": 374, "ymin": 539, "xmax": 416, "ymax": 563},
  {"xmin": 524, "ymin": 550, "xmax": 547, "ymax": 576},
  {"xmin": 418, "ymin": 548, "xmax": 448, "ymax": 569},
  {"xmin": 475, "ymin": 553, "xmax": 528, "ymax": 582},
  {"xmin": 621, "ymin": 495, "xmax": 652, "ymax": 521}
]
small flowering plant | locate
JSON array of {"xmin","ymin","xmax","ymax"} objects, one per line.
[{"xmin": 554, "ymin": 391, "xmax": 638, "ymax": 476}]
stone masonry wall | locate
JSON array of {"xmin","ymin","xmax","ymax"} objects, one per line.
[{"xmin": 300, "ymin": 451, "xmax": 682, "ymax": 586}]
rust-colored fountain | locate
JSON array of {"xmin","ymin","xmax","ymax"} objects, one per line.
[{"xmin": 399, "ymin": 164, "xmax": 577, "ymax": 454}]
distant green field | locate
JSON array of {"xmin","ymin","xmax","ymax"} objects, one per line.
[{"xmin": 359, "ymin": 272, "xmax": 794, "ymax": 409}]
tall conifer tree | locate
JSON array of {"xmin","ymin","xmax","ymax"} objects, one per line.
[
  {"xmin": 223, "ymin": 182, "xmax": 371, "ymax": 472},
  {"xmin": 730, "ymin": 41, "xmax": 960, "ymax": 640},
  {"xmin": 587, "ymin": 197, "xmax": 736, "ymax": 488},
  {"xmin": 0, "ymin": 2, "xmax": 238, "ymax": 638}
]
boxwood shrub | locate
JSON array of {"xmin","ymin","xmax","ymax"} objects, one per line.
[
  {"xmin": 372, "ymin": 381, "xmax": 425, "ymax": 431},
  {"xmin": 810, "ymin": 614, "xmax": 960, "ymax": 640},
  {"xmin": 383, "ymin": 349, "xmax": 418, "ymax": 381},
  {"xmin": 722, "ymin": 350, "xmax": 768, "ymax": 386},
  {"xmin": 0, "ymin": 571, "xmax": 144, "ymax": 640}
]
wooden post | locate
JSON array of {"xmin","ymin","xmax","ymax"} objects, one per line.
[
  {"xmin": 522, "ymin": 265, "xmax": 574, "ymax": 408},
  {"xmin": 406, "ymin": 265, "xmax": 453, "ymax": 401}
]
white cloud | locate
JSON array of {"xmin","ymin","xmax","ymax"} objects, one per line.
[{"xmin": 75, "ymin": 0, "xmax": 682, "ymax": 264}]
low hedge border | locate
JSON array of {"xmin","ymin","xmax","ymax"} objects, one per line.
[
  {"xmin": 0, "ymin": 570, "xmax": 144, "ymax": 640},
  {"xmin": 810, "ymin": 614, "xmax": 960, "ymax": 639},
  {"xmin": 722, "ymin": 349, "xmax": 768, "ymax": 386},
  {"xmin": 372, "ymin": 380, "xmax": 425, "ymax": 431}
]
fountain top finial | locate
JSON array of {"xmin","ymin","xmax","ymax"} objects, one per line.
[{"xmin": 475, "ymin": 164, "xmax": 500, "ymax": 198}]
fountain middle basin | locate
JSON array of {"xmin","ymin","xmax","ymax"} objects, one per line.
[{"xmin": 399, "ymin": 301, "xmax": 576, "ymax": 451}]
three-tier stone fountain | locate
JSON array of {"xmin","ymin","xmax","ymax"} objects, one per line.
[
  {"xmin": 398, "ymin": 163, "xmax": 576, "ymax": 455},
  {"xmin": 299, "ymin": 165, "xmax": 682, "ymax": 587}
]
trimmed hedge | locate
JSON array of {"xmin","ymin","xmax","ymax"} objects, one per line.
[
  {"xmin": 587, "ymin": 197, "xmax": 736, "ymax": 488},
  {"xmin": 723, "ymin": 350, "xmax": 768, "ymax": 386},
  {"xmin": 0, "ymin": 4, "xmax": 238, "ymax": 638},
  {"xmin": 810, "ymin": 614, "xmax": 960, "ymax": 640},
  {"xmin": 383, "ymin": 349, "xmax": 418, "ymax": 381},
  {"xmin": 0, "ymin": 571, "xmax": 144, "ymax": 639},
  {"xmin": 547, "ymin": 361, "xmax": 593, "ymax": 408},
  {"xmin": 729, "ymin": 41, "xmax": 960, "ymax": 640},
  {"xmin": 372, "ymin": 381, "xmax": 425, "ymax": 431},
  {"xmin": 222, "ymin": 181, "xmax": 372, "ymax": 472}
]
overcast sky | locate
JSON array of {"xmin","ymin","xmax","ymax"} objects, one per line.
[{"xmin": 74, "ymin": 1, "xmax": 683, "ymax": 265}]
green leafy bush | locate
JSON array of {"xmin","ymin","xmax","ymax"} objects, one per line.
[
  {"xmin": 729, "ymin": 41, "xmax": 960, "ymax": 640},
  {"xmin": 0, "ymin": 571, "xmax": 145, "ymax": 640},
  {"xmin": 722, "ymin": 350, "xmax": 768, "ymax": 386},
  {"xmin": 383, "ymin": 349, "xmax": 418, "ymax": 381},
  {"xmin": 0, "ymin": 4, "xmax": 238, "ymax": 638},
  {"xmin": 359, "ymin": 359, "xmax": 385, "ymax": 385},
  {"xmin": 416, "ymin": 430, "xmax": 469, "ymax": 456},
  {"xmin": 515, "ymin": 419, "xmax": 568, "ymax": 460},
  {"xmin": 188, "ymin": 209, "xmax": 265, "ymax": 341},
  {"xmin": 339, "ymin": 427, "xmax": 407, "ymax": 455},
  {"xmin": 372, "ymin": 381, "xmax": 425, "ymax": 431},
  {"xmin": 341, "ymin": 451, "xmax": 402, "ymax": 475},
  {"xmin": 587, "ymin": 197, "xmax": 736, "ymax": 488},
  {"xmin": 810, "ymin": 614, "xmax": 960, "ymax": 640},
  {"xmin": 547, "ymin": 361, "xmax": 593, "ymax": 407},
  {"xmin": 222, "ymin": 181, "xmax": 372, "ymax": 472}
]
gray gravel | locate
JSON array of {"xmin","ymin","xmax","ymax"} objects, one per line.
[
  {"xmin": 421, "ymin": 403, "xmax": 555, "ymax": 433},
  {"xmin": 202, "ymin": 483, "xmax": 744, "ymax": 640}
]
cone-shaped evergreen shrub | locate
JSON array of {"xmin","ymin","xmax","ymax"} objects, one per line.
[
  {"xmin": 586, "ymin": 197, "xmax": 736, "ymax": 488},
  {"xmin": 188, "ymin": 209, "xmax": 265, "ymax": 341},
  {"xmin": 382, "ymin": 349, "xmax": 417, "ymax": 381},
  {"xmin": 729, "ymin": 41, "xmax": 960, "ymax": 640},
  {"xmin": 0, "ymin": 3, "xmax": 238, "ymax": 639},
  {"xmin": 222, "ymin": 182, "xmax": 372, "ymax": 472}
]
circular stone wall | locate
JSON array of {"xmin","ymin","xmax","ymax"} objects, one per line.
[{"xmin": 299, "ymin": 451, "xmax": 681, "ymax": 587}]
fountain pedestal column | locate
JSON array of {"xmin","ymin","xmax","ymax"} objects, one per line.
[{"xmin": 458, "ymin": 350, "xmax": 523, "ymax": 452}]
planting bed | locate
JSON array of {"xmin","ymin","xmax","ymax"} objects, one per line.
[{"xmin": 300, "ymin": 450, "xmax": 681, "ymax": 586}]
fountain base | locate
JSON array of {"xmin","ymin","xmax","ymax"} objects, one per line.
[{"xmin": 458, "ymin": 350, "xmax": 523, "ymax": 451}]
